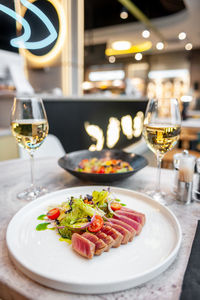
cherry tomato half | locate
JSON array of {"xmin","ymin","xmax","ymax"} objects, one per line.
[
  {"xmin": 88, "ymin": 215, "xmax": 104, "ymax": 232},
  {"xmin": 111, "ymin": 202, "xmax": 122, "ymax": 211},
  {"xmin": 97, "ymin": 166, "xmax": 105, "ymax": 174},
  {"xmin": 47, "ymin": 208, "xmax": 60, "ymax": 220}
]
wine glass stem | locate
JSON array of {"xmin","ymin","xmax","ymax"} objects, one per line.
[
  {"xmin": 156, "ymin": 153, "xmax": 163, "ymax": 193},
  {"xmin": 30, "ymin": 152, "xmax": 35, "ymax": 189}
]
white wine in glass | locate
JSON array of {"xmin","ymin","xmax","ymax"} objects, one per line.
[
  {"xmin": 143, "ymin": 125, "xmax": 181, "ymax": 155},
  {"xmin": 143, "ymin": 98, "xmax": 181, "ymax": 205},
  {"xmin": 11, "ymin": 97, "xmax": 49, "ymax": 200}
]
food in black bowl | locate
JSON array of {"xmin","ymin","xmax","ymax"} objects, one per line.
[
  {"xmin": 58, "ymin": 149, "xmax": 148, "ymax": 183},
  {"xmin": 76, "ymin": 157, "xmax": 133, "ymax": 174}
]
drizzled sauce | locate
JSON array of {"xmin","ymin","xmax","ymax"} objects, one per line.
[
  {"xmin": 36, "ymin": 222, "xmax": 51, "ymax": 231},
  {"xmin": 37, "ymin": 214, "xmax": 47, "ymax": 221},
  {"xmin": 59, "ymin": 237, "xmax": 72, "ymax": 244}
]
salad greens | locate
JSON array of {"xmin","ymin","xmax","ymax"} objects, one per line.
[
  {"xmin": 36, "ymin": 189, "xmax": 126, "ymax": 240},
  {"xmin": 92, "ymin": 190, "xmax": 109, "ymax": 206}
]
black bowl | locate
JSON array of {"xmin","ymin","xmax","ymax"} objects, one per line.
[{"xmin": 58, "ymin": 149, "xmax": 148, "ymax": 183}]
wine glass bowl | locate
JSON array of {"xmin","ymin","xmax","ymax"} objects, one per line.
[
  {"xmin": 143, "ymin": 124, "xmax": 181, "ymax": 156},
  {"xmin": 11, "ymin": 119, "xmax": 48, "ymax": 151},
  {"xmin": 11, "ymin": 97, "xmax": 49, "ymax": 200},
  {"xmin": 143, "ymin": 98, "xmax": 181, "ymax": 204}
]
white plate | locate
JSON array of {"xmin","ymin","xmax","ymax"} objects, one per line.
[{"xmin": 6, "ymin": 186, "xmax": 182, "ymax": 294}]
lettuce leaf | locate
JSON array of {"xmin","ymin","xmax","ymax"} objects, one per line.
[{"xmin": 92, "ymin": 190, "xmax": 109, "ymax": 206}]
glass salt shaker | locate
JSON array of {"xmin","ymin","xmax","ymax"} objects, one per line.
[
  {"xmin": 173, "ymin": 151, "xmax": 185, "ymax": 195},
  {"xmin": 176, "ymin": 151, "xmax": 196, "ymax": 204}
]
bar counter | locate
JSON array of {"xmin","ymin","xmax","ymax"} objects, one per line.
[
  {"xmin": 0, "ymin": 157, "xmax": 199, "ymax": 300},
  {"xmin": 0, "ymin": 95, "xmax": 147, "ymax": 153}
]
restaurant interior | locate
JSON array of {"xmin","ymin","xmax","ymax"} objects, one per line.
[{"xmin": 1, "ymin": 0, "xmax": 200, "ymax": 299}]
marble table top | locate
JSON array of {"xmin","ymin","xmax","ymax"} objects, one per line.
[{"xmin": 0, "ymin": 157, "xmax": 199, "ymax": 300}]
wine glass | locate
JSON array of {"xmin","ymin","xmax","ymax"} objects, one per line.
[
  {"xmin": 143, "ymin": 98, "xmax": 181, "ymax": 205},
  {"xmin": 11, "ymin": 97, "xmax": 49, "ymax": 201}
]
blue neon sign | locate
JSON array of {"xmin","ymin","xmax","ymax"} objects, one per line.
[{"xmin": 0, "ymin": 0, "xmax": 58, "ymax": 50}]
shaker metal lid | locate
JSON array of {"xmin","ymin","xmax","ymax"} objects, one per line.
[
  {"xmin": 173, "ymin": 149, "xmax": 196, "ymax": 161},
  {"xmin": 173, "ymin": 150, "xmax": 196, "ymax": 170}
]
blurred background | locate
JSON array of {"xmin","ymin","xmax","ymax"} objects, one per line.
[{"xmin": 0, "ymin": 0, "xmax": 200, "ymax": 165}]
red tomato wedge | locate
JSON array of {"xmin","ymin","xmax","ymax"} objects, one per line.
[
  {"xmin": 97, "ymin": 166, "xmax": 105, "ymax": 174},
  {"xmin": 88, "ymin": 215, "xmax": 104, "ymax": 232},
  {"xmin": 111, "ymin": 202, "xmax": 122, "ymax": 211},
  {"xmin": 47, "ymin": 208, "xmax": 60, "ymax": 220}
]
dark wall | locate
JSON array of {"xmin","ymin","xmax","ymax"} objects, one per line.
[{"xmin": 44, "ymin": 99, "xmax": 147, "ymax": 152}]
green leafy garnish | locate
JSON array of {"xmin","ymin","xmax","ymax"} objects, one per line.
[
  {"xmin": 92, "ymin": 190, "xmax": 109, "ymax": 206},
  {"xmin": 116, "ymin": 168, "xmax": 127, "ymax": 173},
  {"xmin": 58, "ymin": 227, "xmax": 73, "ymax": 239},
  {"xmin": 106, "ymin": 212, "xmax": 114, "ymax": 218}
]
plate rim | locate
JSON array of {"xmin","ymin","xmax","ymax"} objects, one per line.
[{"xmin": 6, "ymin": 186, "xmax": 182, "ymax": 293}]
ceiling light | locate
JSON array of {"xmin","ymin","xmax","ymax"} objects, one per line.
[
  {"xmin": 142, "ymin": 30, "xmax": 150, "ymax": 38},
  {"xmin": 82, "ymin": 81, "xmax": 93, "ymax": 90},
  {"xmin": 120, "ymin": 11, "xmax": 128, "ymax": 19},
  {"xmin": 109, "ymin": 56, "xmax": 116, "ymax": 63},
  {"xmin": 89, "ymin": 70, "xmax": 125, "ymax": 82},
  {"xmin": 181, "ymin": 95, "xmax": 193, "ymax": 102},
  {"xmin": 156, "ymin": 42, "xmax": 164, "ymax": 50},
  {"xmin": 148, "ymin": 69, "xmax": 189, "ymax": 79},
  {"xmin": 112, "ymin": 41, "xmax": 131, "ymax": 51},
  {"xmin": 113, "ymin": 79, "xmax": 123, "ymax": 87},
  {"xmin": 178, "ymin": 32, "xmax": 186, "ymax": 40},
  {"xmin": 135, "ymin": 53, "xmax": 142, "ymax": 61},
  {"xmin": 106, "ymin": 41, "xmax": 152, "ymax": 56},
  {"xmin": 185, "ymin": 43, "xmax": 193, "ymax": 51}
]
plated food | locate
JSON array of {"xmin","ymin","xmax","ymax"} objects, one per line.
[
  {"xmin": 36, "ymin": 189, "xmax": 145, "ymax": 259},
  {"xmin": 58, "ymin": 149, "xmax": 148, "ymax": 182},
  {"xmin": 7, "ymin": 186, "xmax": 182, "ymax": 293},
  {"xmin": 75, "ymin": 158, "xmax": 133, "ymax": 174}
]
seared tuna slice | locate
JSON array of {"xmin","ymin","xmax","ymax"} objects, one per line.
[
  {"xmin": 82, "ymin": 232, "xmax": 107, "ymax": 255},
  {"xmin": 116, "ymin": 210, "xmax": 145, "ymax": 226},
  {"xmin": 113, "ymin": 215, "xmax": 142, "ymax": 235},
  {"xmin": 96, "ymin": 231, "xmax": 114, "ymax": 251},
  {"xmin": 121, "ymin": 207, "xmax": 146, "ymax": 219},
  {"xmin": 108, "ymin": 218, "xmax": 136, "ymax": 241},
  {"xmin": 105, "ymin": 222, "xmax": 130, "ymax": 244},
  {"xmin": 100, "ymin": 225, "xmax": 123, "ymax": 247},
  {"xmin": 72, "ymin": 233, "xmax": 95, "ymax": 259}
]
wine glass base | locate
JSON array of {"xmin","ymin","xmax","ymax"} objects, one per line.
[
  {"xmin": 17, "ymin": 186, "xmax": 47, "ymax": 201},
  {"xmin": 145, "ymin": 190, "xmax": 173, "ymax": 206}
]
